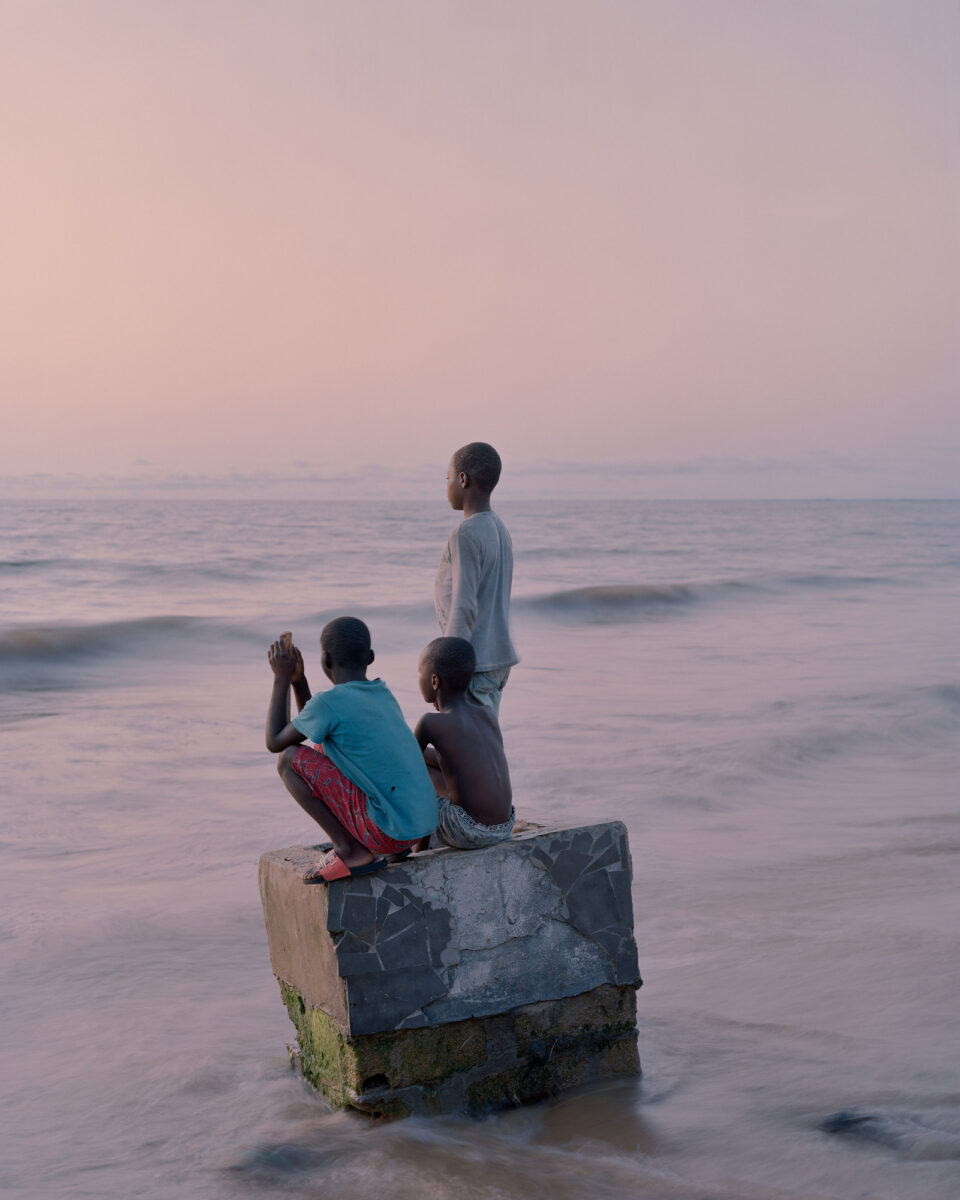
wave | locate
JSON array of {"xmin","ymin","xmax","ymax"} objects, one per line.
[
  {"xmin": 0, "ymin": 608, "xmax": 441, "ymax": 671},
  {"xmin": 0, "ymin": 558, "xmax": 71, "ymax": 571},
  {"xmin": 518, "ymin": 583, "xmax": 700, "ymax": 616},
  {"xmin": 0, "ymin": 616, "xmax": 209, "ymax": 661},
  {"xmin": 515, "ymin": 570, "xmax": 908, "ymax": 623},
  {"xmin": 776, "ymin": 571, "xmax": 905, "ymax": 590},
  {"xmin": 0, "ymin": 568, "xmax": 930, "ymax": 667},
  {"xmin": 516, "ymin": 579, "xmax": 766, "ymax": 621}
]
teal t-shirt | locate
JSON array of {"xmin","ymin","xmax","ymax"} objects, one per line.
[{"xmin": 292, "ymin": 678, "xmax": 438, "ymax": 841}]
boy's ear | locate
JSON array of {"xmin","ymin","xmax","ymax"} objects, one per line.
[
  {"xmin": 368, "ymin": 649, "xmax": 375, "ymax": 665},
  {"xmin": 322, "ymin": 649, "xmax": 333, "ymax": 671},
  {"xmin": 431, "ymin": 672, "xmax": 440, "ymax": 693},
  {"xmin": 458, "ymin": 470, "xmax": 469, "ymax": 489}
]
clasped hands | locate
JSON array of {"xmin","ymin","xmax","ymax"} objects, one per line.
[{"xmin": 268, "ymin": 632, "xmax": 304, "ymax": 683}]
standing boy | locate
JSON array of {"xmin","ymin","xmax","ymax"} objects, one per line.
[
  {"xmin": 265, "ymin": 618, "xmax": 438, "ymax": 882},
  {"xmin": 415, "ymin": 636, "xmax": 515, "ymax": 850},
  {"xmin": 435, "ymin": 442, "xmax": 518, "ymax": 711}
]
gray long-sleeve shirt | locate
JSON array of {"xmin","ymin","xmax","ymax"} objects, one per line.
[{"xmin": 434, "ymin": 511, "xmax": 519, "ymax": 672}]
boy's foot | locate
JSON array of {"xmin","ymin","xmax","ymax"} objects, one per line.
[{"xmin": 303, "ymin": 850, "xmax": 387, "ymax": 884}]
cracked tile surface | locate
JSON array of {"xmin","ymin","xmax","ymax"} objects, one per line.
[{"xmin": 260, "ymin": 820, "xmax": 641, "ymax": 1037}]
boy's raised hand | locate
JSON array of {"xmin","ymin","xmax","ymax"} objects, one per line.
[
  {"xmin": 281, "ymin": 631, "xmax": 305, "ymax": 682},
  {"xmin": 268, "ymin": 637, "xmax": 297, "ymax": 680}
]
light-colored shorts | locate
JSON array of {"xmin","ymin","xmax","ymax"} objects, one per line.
[
  {"xmin": 436, "ymin": 795, "xmax": 515, "ymax": 850},
  {"xmin": 467, "ymin": 667, "xmax": 511, "ymax": 713}
]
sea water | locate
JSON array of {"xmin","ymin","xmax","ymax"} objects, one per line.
[{"xmin": 1, "ymin": 497, "xmax": 958, "ymax": 1199}]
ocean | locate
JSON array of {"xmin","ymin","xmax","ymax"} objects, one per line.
[{"xmin": 1, "ymin": 496, "xmax": 958, "ymax": 1199}]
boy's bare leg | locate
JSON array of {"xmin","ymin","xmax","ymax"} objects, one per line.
[{"xmin": 276, "ymin": 748, "xmax": 374, "ymax": 868}]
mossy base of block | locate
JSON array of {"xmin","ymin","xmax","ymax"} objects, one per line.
[{"xmin": 280, "ymin": 979, "xmax": 640, "ymax": 1118}]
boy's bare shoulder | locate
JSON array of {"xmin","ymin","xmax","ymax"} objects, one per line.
[
  {"xmin": 424, "ymin": 709, "xmax": 457, "ymax": 737},
  {"xmin": 418, "ymin": 704, "xmax": 502, "ymax": 750},
  {"xmin": 414, "ymin": 710, "xmax": 438, "ymax": 743},
  {"xmin": 415, "ymin": 709, "xmax": 456, "ymax": 742}
]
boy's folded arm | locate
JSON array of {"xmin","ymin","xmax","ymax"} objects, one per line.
[
  {"xmin": 265, "ymin": 667, "xmax": 308, "ymax": 752},
  {"xmin": 265, "ymin": 721, "xmax": 307, "ymax": 754}
]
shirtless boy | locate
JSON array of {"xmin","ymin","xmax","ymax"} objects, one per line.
[{"xmin": 414, "ymin": 636, "xmax": 515, "ymax": 849}]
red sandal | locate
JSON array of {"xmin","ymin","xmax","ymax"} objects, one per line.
[{"xmin": 303, "ymin": 850, "xmax": 387, "ymax": 884}]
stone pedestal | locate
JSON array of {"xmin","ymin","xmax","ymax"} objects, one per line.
[{"xmin": 258, "ymin": 819, "xmax": 642, "ymax": 1116}]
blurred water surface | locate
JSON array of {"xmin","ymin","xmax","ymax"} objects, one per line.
[{"xmin": 1, "ymin": 498, "xmax": 959, "ymax": 1199}]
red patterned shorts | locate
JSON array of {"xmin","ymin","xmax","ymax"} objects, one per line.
[{"xmin": 290, "ymin": 745, "xmax": 415, "ymax": 855}]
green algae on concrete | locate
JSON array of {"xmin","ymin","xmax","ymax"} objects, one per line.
[
  {"xmin": 281, "ymin": 980, "xmax": 489, "ymax": 1112},
  {"xmin": 280, "ymin": 981, "xmax": 355, "ymax": 1107},
  {"xmin": 513, "ymin": 980, "xmax": 638, "ymax": 1045},
  {"xmin": 280, "ymin": 978, "xmax": 639, "ymax": 1118},
  {"xmin": 463, "ymin": 1038, "xmax": 639, "ymax": 1114}
]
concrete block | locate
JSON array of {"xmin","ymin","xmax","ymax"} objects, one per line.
[{"xmin": 259, "ymin": 819, "xmax": 642, "ymax": 1114}]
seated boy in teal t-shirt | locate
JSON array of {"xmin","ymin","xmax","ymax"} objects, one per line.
[{"xmin": 265, "ymin": 617, "xmax": 438, "ymax": 882}]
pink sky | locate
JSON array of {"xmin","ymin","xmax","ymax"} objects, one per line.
[{"xmin": 2, "ymin": 1, "xmax": 958, "ymax": 497}]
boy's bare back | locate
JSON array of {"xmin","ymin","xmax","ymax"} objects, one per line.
[{"xmin": 416, "ymin": 702, "xmax": 512, "ymax": 828}]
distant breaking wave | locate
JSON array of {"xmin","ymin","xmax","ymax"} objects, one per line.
[
  {"xmin": 0, "ymin": 616, "xmax": 207, "ymax": 660},
  {"xmin": 516, "ymin": 579, "xmax": 764, "ymax": 620},
  {"xmin": 0, "ymin": 571, "xmax": 913, "ymax": 664},
  {"xmin": 516, "ymin": 572, "xmax": 905, "ymax": 622},
  {"xmin": 0, "ymin": 558, "xmax": 71, "ymax": 572},
  {"xmin": 517, "ymin": 583, "xmax": 702, "ymax": 617}
]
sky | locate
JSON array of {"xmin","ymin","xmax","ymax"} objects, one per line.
[{"xmin": 1, "ymin": 0, "xmax": 958, "ymax": 498}]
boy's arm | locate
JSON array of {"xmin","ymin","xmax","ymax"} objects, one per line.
[
  {"xmin": 265, "ymin": 639, "xmax": 307, "ymax": 753},
  {"xmin": 290, "ymin": 644, "xmax": 311, "ymax": 713},
  {"xmin": 415, "ymin": 714, "xmax": 450, "ymax": 801},
  {"xmin": 414, "ymin": 713, "xmax": 435, "ymax": 753},
  {"xmin": 446, "ymin": 527, "xmax": 482, "ymax": 640},
  {"xmin": 412, "ymin": 715, "xmax": 441, "ymax": 772}
]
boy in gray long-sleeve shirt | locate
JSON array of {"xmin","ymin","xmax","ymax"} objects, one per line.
[{"xmin": 434, "ymin": 442, "xmax": 518, "ymax": 712}]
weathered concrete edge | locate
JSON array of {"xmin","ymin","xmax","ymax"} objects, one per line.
[{"xmin": 259, "ymin": 846, "xmax": 349, "ymax": 1029}]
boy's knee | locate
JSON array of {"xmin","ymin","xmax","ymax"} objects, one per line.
[{"xmin": 277, "ymin": 746, "xmax": 299, "ymax": 776}]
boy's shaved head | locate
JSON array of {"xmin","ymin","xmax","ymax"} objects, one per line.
[
  {"xmin": 422, "ymin": 636, "xmax": 476, "ymax": 693},
  {"xmin": 452, "ymin": 442, "xmax": 502, "ymax": 493},
  {"xmin": 321, "ymin": 616, "xmax": 372, "ymax": 669}
]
